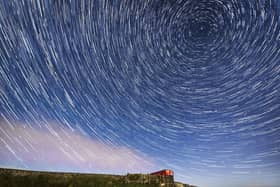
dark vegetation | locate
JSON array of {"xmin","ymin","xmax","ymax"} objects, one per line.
[{"xmin": 0, "ymin": 168, "xmax": 162, "ymax": 187}]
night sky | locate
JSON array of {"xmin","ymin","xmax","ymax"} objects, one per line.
[{"xmin": 0, "ymin": 0, "xmax": 280, "ymax": 187}]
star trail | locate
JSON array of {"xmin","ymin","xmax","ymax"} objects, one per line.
[{"xmin": 0, "ymin": 0, "xmax": 280, "ymax": 187}]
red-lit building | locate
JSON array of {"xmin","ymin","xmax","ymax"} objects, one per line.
[{"xmin": 150, "ymin": 169, "xmax": 174, "ymax": 176}]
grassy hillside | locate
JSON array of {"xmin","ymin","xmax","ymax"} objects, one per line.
[{"xmin": 0, "ymin": 168, "xmax": 162, "ymax": 187}]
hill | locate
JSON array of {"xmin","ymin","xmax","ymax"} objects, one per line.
[{"xmin": 0, "ymin": 168, "xmax": 195, "ymax": 187}]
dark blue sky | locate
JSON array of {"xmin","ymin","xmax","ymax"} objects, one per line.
[{"xmin": 0, "ymin": 0, "xmax": 280, "ymax": 187}]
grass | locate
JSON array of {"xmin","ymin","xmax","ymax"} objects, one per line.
[{"xmin": 0, "ymin": 168, "xmax": 162, "ymax": 187}]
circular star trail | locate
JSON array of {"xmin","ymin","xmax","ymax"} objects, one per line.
[{"xmin": 0, "ymin": 0, "xmax": 280, "ymax": 186}]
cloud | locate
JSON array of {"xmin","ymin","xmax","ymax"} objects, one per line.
[{"xmin": 0, "ymin": 120, "xmax": 156, "ymax": 174}]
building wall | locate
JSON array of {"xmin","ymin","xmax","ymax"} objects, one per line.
[{"xmin": 125, "ymin": 174, "xmax": 174, "ymax": 187}]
